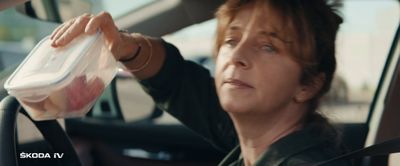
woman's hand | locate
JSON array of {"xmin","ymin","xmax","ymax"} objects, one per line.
[
  {"xmin": 50, "ymin": 12, "xmax": 138, "ymax": 60},
  {"xmin": 51, "ymin": 11, "xmax": 166, "ymax": 80}
]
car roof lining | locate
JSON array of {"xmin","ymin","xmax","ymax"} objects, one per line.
[{"xmin": 115, "ymin": 0, "xmax": 224, "ymax": 37}]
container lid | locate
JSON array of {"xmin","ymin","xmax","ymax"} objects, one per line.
[{"xmin": 4, "ymin": 33, "xmax": 100, "ymax": 93}]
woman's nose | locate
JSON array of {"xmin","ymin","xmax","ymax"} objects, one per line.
[{"xmin": 230, "ymin": 41, "xmax": 251, "ymax": 69}]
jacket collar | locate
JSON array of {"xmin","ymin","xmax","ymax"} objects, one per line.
[
  {"xmin": 254, "ymin": 125, "xmax": 326, "ymax": 166},
  {"xmin": 219, "ymin": 125, "xmax": 328, "ymax": 166}
]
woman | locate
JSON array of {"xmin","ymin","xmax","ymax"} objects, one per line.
[{"xmin": 51, "ymin": 0, "xmax": 351, "ymax": 165}]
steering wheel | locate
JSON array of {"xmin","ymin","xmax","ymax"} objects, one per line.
[{"xmin": 0, "ymin": 96, "xmax": 82, "ymax": 166}]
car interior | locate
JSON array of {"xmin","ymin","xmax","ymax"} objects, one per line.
[{"xmin": 0, "ymin": 0, "xmax": 399, "ymax": 166}]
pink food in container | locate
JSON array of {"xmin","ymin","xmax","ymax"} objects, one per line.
[{"xmin": 4, "ymin": 32, "xmax": 117, "ymax": 121}]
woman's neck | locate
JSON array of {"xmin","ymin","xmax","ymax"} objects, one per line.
[{"xmin": 229, "ymin": 106, "xmax": 306, "ymax": 166}]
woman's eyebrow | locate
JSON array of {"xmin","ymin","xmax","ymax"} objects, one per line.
[
  {"xmin": 226, "ymin": 25, "xmax": 292, "ymax": 44},
  {"xmin": 259, "ymin": 30, "xmax": 292, "ymax": 44}
]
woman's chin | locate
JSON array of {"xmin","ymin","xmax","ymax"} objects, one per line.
[{"xmin": 220, "ymin": 98, "xmax": 254, "ymax": 114}]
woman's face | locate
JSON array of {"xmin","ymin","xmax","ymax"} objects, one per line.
[{"xmin": 215, "ymin": 4, "xmax": 304, "ymax": 115}]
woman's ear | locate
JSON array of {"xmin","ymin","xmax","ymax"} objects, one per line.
[{"xmin": 294, "ymin": 73, "xmax": 325, "ymax": 103}]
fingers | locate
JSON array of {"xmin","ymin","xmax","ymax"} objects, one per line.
[
  {"xmin": 51, "ymin": 13, "xmax": 92, "ymax": 47},
  {"xmin": 56, "ymin": 14, "xmax": 92, "ymax": 46},
  {"xmin": 50, "ymin": 12, "xmax": 120, "ymax": 49},
  {"xmin": 50, "ymin": 19, "xmax": 75, "ymax": 43},
  {"xmin": 50, "ymin": 20, "xmax": 71, "ymax": 40},
  {"xmin": 84, "ymin": 12, "xmax": 105, "ymax": 34},
  {"xmin": 85, "ymin": 12, "xmax": 120, "ymax": 43}
]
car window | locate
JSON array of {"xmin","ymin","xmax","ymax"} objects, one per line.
[
  {"xmin": 0, "ymin": 7, "xmax": 59, "ymax": 143},
  {"xmin": 163, "ymin": 0, "xmax": 400, "ymax": 124},
  {"xmin": 0, "ymin": 8, "xmax": 58, "ymax": 71},
  {"xmin": 320, "ymin": 0, "xmax": 399, "ymax": 123},
  {"xmin": 117, "ymin": 77, "xmax": 156, "ymax": 122},
  {"xmin": 116, "ymin": 20, "xmax": 218, "ymax": 124}
]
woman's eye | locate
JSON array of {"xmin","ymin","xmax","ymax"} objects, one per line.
[
  {"xmin": 261, "ymin": 44, "xmax": 276, "ymax": 53},
  {"xmin": 224, "ymin": 39, "xmax": 237, "ymax": 47}
]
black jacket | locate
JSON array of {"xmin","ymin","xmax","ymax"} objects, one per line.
[{"xmin": 139, "ymin": 41, "xmax": 351, "ymax": 166}]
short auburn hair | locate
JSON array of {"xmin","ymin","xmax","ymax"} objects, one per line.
[{"xmin": 214, "ymin": 0, "xmax": 343, "ymax": 117}]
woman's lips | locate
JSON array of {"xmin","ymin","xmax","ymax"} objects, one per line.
[{"xmin": 223, "ymin": 78, "xmax": 254, "ymax": 89}]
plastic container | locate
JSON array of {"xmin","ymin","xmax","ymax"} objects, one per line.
[{"xmin": 4, "ymin": 32, "xmax": 118, "ymax": 121}]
